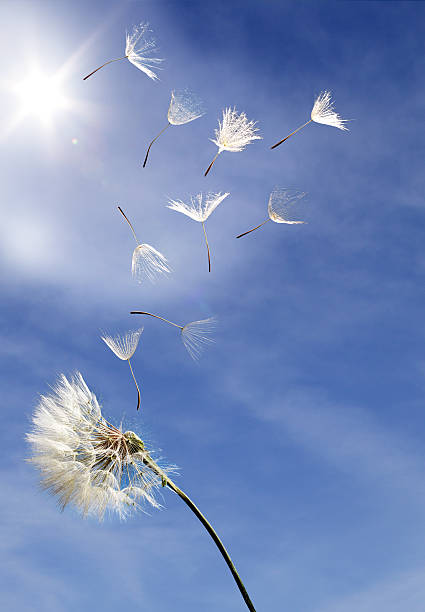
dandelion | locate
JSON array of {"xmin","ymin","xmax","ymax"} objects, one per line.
[
  {"xmin": 205, "ymin": 107, "xmax": 261, "ymax": 176},
  {"xmin": 101, "ymin": 328, "xmax": 143, "ymax": 411},
  {"xmin": 271, "ymin": 90, "xmax": 349, "ymax": 149},
  {"xmin": 236, "ymin": 188, "xmax": 306, "ymax": 239},
  {"xmin": 130, "ymin": 311, "xmax": 216, "ymax": 360},
  {"xmin": 167, "ymin": 192, "xmax": 229, "ymax": 272},
  {"xmin": 27, "ymin": 373, "xmax": 258, "ymax": 611},
  {"xmin": 118, "ymin": 206, "xmax": 171, "ymax": 283},
  {"xmin": 143, "ymin": 89, "xmax": 205, "ymax": 167},
  {"xmin": 83, "ymin": 22, "xmax": 162, "ymax": 81}
]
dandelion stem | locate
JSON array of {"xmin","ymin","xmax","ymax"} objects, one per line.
[
  {"xmin": 270, "ymin": 119, "xmax": 312, "ymax": 149},
  {"xmin": 130, "ymin": 311, "xmax": 183, "ymax": 330},
  {"xmin": 141, "ymin": 449, "xmax": 257, "ymax": 612},
  {"xmin": 117, "ymin": 206, "xmax": 139, "ymax": 244},
  {"xmin": 83, "ymin": 56, "xmax": 128, "ymax": 80},
  {"xmin": 127, "ymin": 358, "xmax": 141, "ymax": 411},
  {"xmin": 204, "ymin": 151, "xmax": 220, "ymax": 177},
  {"xmin": 236, "ymin": 219, "xmax": 269, "ymax": 239},
  {"xmin": 166, "ymin": 477, "xmax": 257, "ymax": 612},
  {"xmin": 142, "ymin": 123, "xmax": 171, "ymax": 168},
  {"xmin": 202, "ymin": 222, "xmax": 211, "ymax": 272}
]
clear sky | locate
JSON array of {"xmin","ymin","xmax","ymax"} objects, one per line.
[{"xmin": 1, "ymin": 1, "xmax": 425, "ymax": 610}]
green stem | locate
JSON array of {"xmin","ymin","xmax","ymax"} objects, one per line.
[{"xmin": 166, "ymin": 476, "xmax": 257, "ymax": 612}]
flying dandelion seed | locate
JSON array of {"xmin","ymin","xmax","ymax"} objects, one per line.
[
  {"xmin": 205, "ymin": 107, "xmax": 261, "ymax": 176},
  {"xmin": 130, "ymin": 311, "xmax": 216, "ymax": 360},
  {"xmin": 142, "ymin": 89, "xmax": 205, "ymax": 168},
  {"xmin": 167, "ymin": 192, "xmax": 229, "ymax": 272},
  {"xmin": 27, "ymin": 373, "xmax": 257, "ymax": 611},
  {"xmin": 117, "ymin": 206, "xmax": 171, "ymax": 283},
  {"xmin": 83, "ymin": 22, "xmax": 163, "ymax": 81},
  {"xmin": 236, "ymin": 188, "xmax": 306, "ymax": 239},
  {"xmin": 271, "ymin": 90, "xmax": 349, "ymax": 149},
  {"xmin": 101, "ymin": 328, "xmax": 143, "ymax": 411}
]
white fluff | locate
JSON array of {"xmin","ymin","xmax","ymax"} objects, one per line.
[
  {"xmin": 27, "ymin": 373, "xmax": 174, "ymax": 520},
  {"xmin": 101, "ymin": 328, "xmax": 143, "ymax": 360},
  {"xmin": 131, "ymin": 244, "xmax": 171, "ymax": 283},
  {"xmin": 167, "ymin": 89, "xmax": 205, "ymax": 125},
  {"xmin": 125, "ymin": 22, "xmax": 163, "ymax": 81},
  {"xmin": 268, "ymin": 188, "xmax": 306, "ymax": 224},
  {"xmin": 311, "ymin": 90, "xmax": 349, "ymax": 130},
  {"xmin": 181, "ymin": 317, "xmax": 216, "ymax": 361},
  {"xmin": 167, "ymin": 192, "xmax": 229, "ymax": 223},
  {"xmin": 211, "ymin": 107, "xmax": 261, "ymax": 153}
]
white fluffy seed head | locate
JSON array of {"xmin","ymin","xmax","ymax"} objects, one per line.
[
  {"xmin": 211, "ymin": 107, "xmax": 262, "ymax": 153},
  {"xmin": 27, "ymin": 373, "xmax": 175, "ymax": 520},
  {"xmin": 310, "ymin": 90, "xmax": 349, "ymax": 131},
  {"xmin": 167, "ymin": 89, "xmax": 205, "ymax": 126},
  {"xmin": 101, "ymin": 328, "xmax": 143, "ymax": 360},
  {"xmin": 167, "ymin": 192, "xmax": 229, "ymax": 223},
  {"xmin": 125, "ymin": 22, "xmax": 163, "ymax": 81},
  {"xmin": 181, "ymin": 317, "xmax": 216, "ymax": 361},
  {"xmin": 131, "ymin": 244, "xmax": 171, "ymax": 283},
  {"xmin": 267, "ymin": 188, "xmax": 306, "ymax": 224}
]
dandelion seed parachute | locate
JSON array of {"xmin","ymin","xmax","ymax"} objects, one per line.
[
  {"xmin": 27, "ymin": 374, "xmax": 257, "ymax": 611},
  {"xmin": 143, "ymin": 89, "xmax": 205, "ymax": 167},
  {"xmin": 83, "ymin": 22, "xmax": 162, "ymax": 81},
  {"xmin": 236, "ymin": 188, "xmax": 305, "ymax": 239},
  {"xmin": 270, "ymin": 90, "xmax": 349, "ymax": 149},
  {"xmin": 181, "ymin": 318, "xmax": 216, "ymax": 361},
  {"xmin": 205, "ymin": 107, "xmax": 261, "ymax": 176},
  {"xmin": 117, "ymin": 206, "xmax": 171, "ymax": 283},
  {"xmin": 130, "ymin": 311, "xmax": 217, "ymax": 360},
  {"xmin": 101, "ymin": 328, "xmax": 143, "ymax": 411},
  {"xmin": 167, "ymin": 192, "xmax": 229, "ymax": 272}
]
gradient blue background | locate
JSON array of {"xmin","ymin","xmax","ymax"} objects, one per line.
[{"xmin": 1, "ymin": 1, "xmax": 425, "ymax": 610}]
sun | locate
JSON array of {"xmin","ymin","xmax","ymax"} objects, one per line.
[{"xmin": 12, "ymin": 69, "xmax": 71, "ymax": 126}]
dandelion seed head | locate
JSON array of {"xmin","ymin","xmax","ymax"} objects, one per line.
[
  {"xmin": 167, "ymin": 192, "xmax": 229, "ymax": 223},
  {"xmin": 131, "ymin": 244, "xmax": 171, "ymax": 283},
  {"xmin": 167, "ymin": 89, "xmax": 205, "ymax": 125},
  {"xmin": 181, "ymin": 317, "xmax": 216, "ymax": 361},
  {"xmin": 125, "ymin": 22, "xmax": 163, "ymax": 81},
  {"xmin": 27, "ymin": 373, "xmax": 175, "ymax": 520},
  {"xmin": 310, "ymin": 90, "xmax": 349, "ymax": 131},
  {"xmin": 268, "ymin": 188, "xmax": 306, "ymax": 224},
  {"xmin": 211, "ymin": 107, "xmax": 262, "ymax": 153},
  {"xmin": 101, "ymin": 328, "xmax": 143, "ymax": 360}
]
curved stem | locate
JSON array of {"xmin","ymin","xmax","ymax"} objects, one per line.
[
  {"xmin": 142, "ymin": 123, "xmax": 171, "ymax": 168},
  {"xmin": 204, "ymin": 151, "xmax": 220, "ymax": 176},
  {"xmin": 130, "ymin": 311, "xmax": 183, "ymax": 330},
  {"xmin": 127, "ymin": 358, "xmax": 141, "ymax": 411},
  {"xmin": 236, "ymin": 219, "xmax": 269, "ymax": 239},
  {"xmin": 83, "ymin": 56, "xmax": 128, "ymax": 80},
  {"xmin": 270, "ymin": 119, "xmax": 312, "ymax": 149},
  {"xmin": 166, "ymin": 478, "xmax": 257, "ymax": 612},
  {"xmin": 202, "ymin": 222, "xmax": 211, "ymax": 272},
  {"xmin": 117, "ymin": 206, "xmax": 138, "ymax": 244}
]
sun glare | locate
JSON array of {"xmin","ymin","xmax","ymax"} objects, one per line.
[{"xmin": 13, "ymin": 70, "xmax": 70, "ymax": 124}]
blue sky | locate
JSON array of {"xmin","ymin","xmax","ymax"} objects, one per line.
[{"xmin": 1, "ymin": 0, "xmax": 425, "ymax": 610}]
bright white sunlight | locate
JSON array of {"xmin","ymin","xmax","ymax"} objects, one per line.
[{"xmin": 11, "ymin": 68, "xmax": 70, "ymax": 126}]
